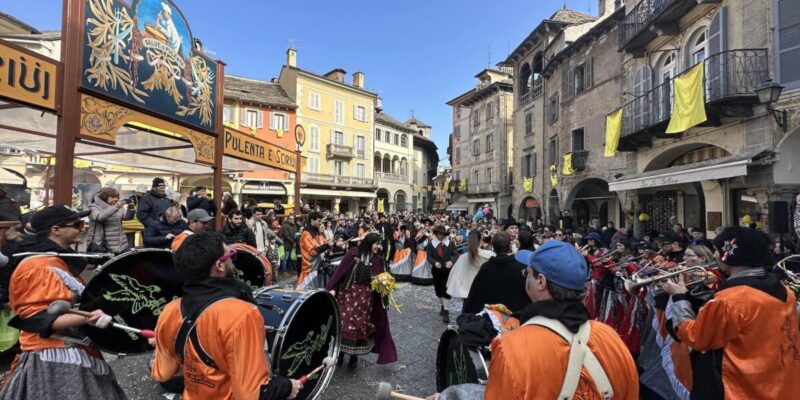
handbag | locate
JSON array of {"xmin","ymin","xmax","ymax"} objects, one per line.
[{"xmin": 87, "ymin": 218, "xmax": 112, "ymax": 254}]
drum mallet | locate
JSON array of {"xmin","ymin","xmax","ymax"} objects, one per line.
[
  {"xmin": 376, "ymin": 382, "xmax": 426, "ymax": 400},
  {"xmin": 47, "ymin": 300, "xmax": 155, "ymax": 339},
  {"xmin": 298, "ymin": 356, "xmax": 335, "ymax": 385}
]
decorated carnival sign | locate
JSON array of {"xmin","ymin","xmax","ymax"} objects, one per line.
[
  {"xmin": 81, "ymin": 0, "xmax": 218, "ymax": 132},
  {"xmin": 0, "ymin": 40, "xmax": 58, "ymax": 111}
]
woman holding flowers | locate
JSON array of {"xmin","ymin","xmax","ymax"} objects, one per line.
[{"xmin": 326, "ymin": 232, "xmax": 398, "ymax": 370}]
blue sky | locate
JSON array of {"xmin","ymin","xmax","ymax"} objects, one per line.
[{"xmin": 4, "ymin": 0, "xmax": 597, "ymax": 164}]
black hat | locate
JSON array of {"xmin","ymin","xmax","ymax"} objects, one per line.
[
  {"xmin": 712, "ymin": 226, "xmax": 772, "ymax": 267},
  {"xmin": 654, "ymin": 230, "xmax": 680, "ymax": 243},
  {"xmin": 152, "ymin": 177, "xmax": 166, "ymax": 187},
  {"xmin": 31, "ymin": 205, "xmax": 89, "ymax": 232},
  {"xmin": 503, "ymin": 219, "xmax": 520, "ymax": 230},
  {"xmin": 519, "ymin": 224, "xmax": 531, "ymax": 232}
]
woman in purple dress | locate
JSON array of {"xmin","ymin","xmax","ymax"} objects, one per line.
[{"xmin": 325, "ymin": 232, "xmax": 398, "ymax": 370}]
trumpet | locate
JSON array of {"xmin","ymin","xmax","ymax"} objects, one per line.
[
  {"xmin": 593, "ymin": 249, "xmax": 621, "ymax": 263},
  {"xmin": 623, "ymin": 263, "xmax": 718, "ymax": 295}
]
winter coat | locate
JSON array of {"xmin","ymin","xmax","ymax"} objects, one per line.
[
  {"xmin": 136, "ymin": 190, "xmax": 172, "ymax": 227},
  {"xmin": 219, "ymin": 222, "xmax": 256, "ymax": 247},
  {"xmin": 281, "ymin": 222, "xmax": 298, "ymax": 252},
  {"xmin": 143, "ymin": 218, "xmax": 188, "ymax": 248},
  {"xmin": 187, "ymin": 195, "xmax": 217, "ymax": 216},
  {"xmin": 462, "ymin": 253, "xmax": 531, "ymax": 315},
  {"xmin": 221, "ymin": 198, "xmax": 238, "ymax": 216},
  {"xmin": 88, "ymin": 194, "xmax": 130, "ymax": 254},
  {"xmin": 0, "ymin": 196, "xmax": 21, "ymax": 222}
]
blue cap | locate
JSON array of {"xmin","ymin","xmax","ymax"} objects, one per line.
[
  {"xmin": 515, "ymin": 241, "xmax": 588, "ymax": 290},
  {"xmin": 585, "ymin": 232, "xmax": 602, "ymax": 242}
]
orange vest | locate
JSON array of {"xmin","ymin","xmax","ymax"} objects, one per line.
[
  {"xmin": 675, "ymin": 285, "xmax": 800, "ymax": 399},
  {"xmin": 170, "ymin": 230, "xmax": 193, "ymax": 251},
  {"xmin": 485, "ymin": 320, "xmax": 639, "ymax": 400},
  {"xmin": 295, "ymin": 229, "xmax": 326, "ymax": 289},
  {"xmin": 152, "ymin": 298, "xmax": 272, "ymax": 400}
]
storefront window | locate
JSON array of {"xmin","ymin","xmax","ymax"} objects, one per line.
[{"xmin": 732, "ymin": 189, "xmax": 761, "ymax": 228}]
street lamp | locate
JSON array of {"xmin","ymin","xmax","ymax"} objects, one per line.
[{"xmin": 756, "ymin": 80, "xmax": 788, "ymax": 132}]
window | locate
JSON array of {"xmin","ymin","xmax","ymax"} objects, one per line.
[
  {"xmin": 333, "ymin": 131, "xmax": 345, "ymax": 145},
  {"xmin": 375, "ymin": 128, "xmax": 381, "ymax": 141},
  {"xmin": 548, "ymin": 138, "xmax": 558, "ymax": 165},
  {"xmin": 309, "ymin": 92, "xmax": 321, "ymax": 111},
  {"xmin": 525, "ymin": 112, "xmax": 533, "ymax": 136},
  {"xmin": 334, "ymin": 100, "xmax": 344, "ymax": 124},
  {"xmin": 356, "ymin": 163, "xmax": 366, "ymax": 178},
  {"xmin": 486, "ymin": 135, "xmax": 493, "ymax": 152},
  {"xmin": 473, "ymin": 109, "xmax": 481, "ymax": 126},
  {"xmin": 688, "ymin": 30, "xmax": 708, "ymax": 67},
  {"xmin": 572, "ymin": 128, "xmax": 585, "ymax": 152},
  {"xmin": 454, "ymin": 125, "xmax": 461, "ymax": 140},
  {"xmin": 307, "ymin": 156, "xmax": 320, "ymax": 173},
  {"xmin": 486, "ymin": 102, "xmax": 494, "ymax": 121},
  {"xmin": 486, "ymin": 168, "xmax": 492, "ymax": 184},
  {"xmin": 472, "ymin": 139, "xmax": 480, "ymax": 155},
  {"xmin": 473, "ymin": 170, "xmax": 480, "ymax": 185},
  {"xmin": 776, "ymin": 0, "xmax": 800, "ymax": 87},
  {"xmin": 401, "ymin": 134, "xmax": 408, "ymax": 147},
  {"xmin": 309, "ymin": 125, "xmax": 320, "ymax": 152},
  {"xmin": 241, "ymin": 108, "xmax": 262, "ymax": 128},
  {"xmin": 384, "ymin": 130, "xmax": 390, "ymax": 143},
  {"xmin": 394, "ymin": 134, "xmax": 399, "ymax": 146},
  {"xmin": 548, "ymin": 96, "xmax": 559, "ymax": 125},
  {"xmin": 521, "ymin": 152, "xmax": 537, "ymax": 177},
  {"xmin": 354, "ymin": 105, "xmax": 367, "ymax": 122},
  {"xmin": 329, "ymin": 160, "xmax": 347, "ymax": 176},
  {"xmin": 708, "ymin": 7, "xmax": 728, "ymax": 93},
  {"xmin": 572, "ymin": 59, "xmax": 593, "ymax": 95},
  {"xmin": 455, "ymin": 147, "xmax": 461, "ymax": 161},
  {"xmin": 269, "ymin": 112, "xmax": 289, "ymax": 131},
  {"xmin": 223, "ymin": 105, "xmax": 235, "ymax": 124},
  {"xmin": 356, "ymin": 136, "xmax": 365, "ymax": 157}
]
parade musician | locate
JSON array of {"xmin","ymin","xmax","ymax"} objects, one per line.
[{"xmin": 296, "ymin": 211, "xmax": 332, "ymax": 290}]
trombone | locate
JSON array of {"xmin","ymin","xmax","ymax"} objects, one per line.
[{"xmin": 623, "ymin": 263, "xmax": 718, "ymax": 295}]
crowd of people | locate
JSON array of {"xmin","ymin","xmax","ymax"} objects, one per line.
[{"xmin": 0, "ymin": 179, "xmax": 799, "ymax": 399}]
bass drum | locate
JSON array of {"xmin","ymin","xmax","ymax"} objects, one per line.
[
  {"xmin": 254, "ymin": 286, "xmax": 341, "ymax": 400},
  {"xmin": 436, "ymin": 327, "xmax": 490, "ymax": 392},
  {"xmin": 80, "ymin": 248, "xmax": 183, "ymax": 354},
  {"xmin": 231, "ymin": 243, "xmax": 272, "ymax": 289}
]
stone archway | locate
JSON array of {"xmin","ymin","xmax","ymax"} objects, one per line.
[
  {"xmin": 547, "ymin": 189, "xmax": 560, "ymax": 225},
  {"xmin": 517, "ymin": 196, "xmax": 542, "ymax": 221},
  {"xmin": 565, "ymin": 178, "xmax": 615, "ymax": 230},
  {"xmin": 395, "ymin": 190, "xmax": 407, "ymax": 212}
]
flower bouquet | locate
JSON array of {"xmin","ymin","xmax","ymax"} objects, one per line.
[{"xmin": 371, "ymin": 272, "xmax": 402, "ymax": 312}]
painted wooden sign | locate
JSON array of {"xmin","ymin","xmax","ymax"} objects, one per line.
[
  {"xmin": 224, "ymin": 127, "xmax": 298, "ymax": 173},
  {"xmin": 0, "ymin": 40, "xmax": 58, "ymax": 111}
]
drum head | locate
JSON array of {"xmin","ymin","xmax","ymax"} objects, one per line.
[
  {"xmin": 232, "ymin": 244, "xmax": 270, "ymax": 289},
  {"xmin": 272, "ymin": 289, "xmax": 341, "ymax": 400},
  {"xmin": 436, "ymin": 327, "xmax": 486, "ymax": 392},
  {"xmin": 80, "ymin": 249, "xmax": 183, "ymax": 354}
]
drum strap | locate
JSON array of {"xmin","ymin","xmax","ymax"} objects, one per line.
[
  {"xmin": 523, "ymin": 316, "xmax": 613, "ymax": 400},
  {"xmin": 175, "ymin": 298, "xmax": 232, "ymax": 370}
]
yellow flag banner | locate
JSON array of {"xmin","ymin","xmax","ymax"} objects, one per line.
[
  {"xmin": 604, "ymin": 108, "xmax": 624, "ymax": 157},
  {"xmin": 444, "ymin": 179, "xmax": 450, "ymax": 192},
  {"xmin": 523, "ymin": 177, "xmax": 533, "ymax": 193},
  {"xmin": 666, "ymin": 60, "xmax": 707, "ymax": 134},
  {"xmin": 333, "ymin": 202, "xmax": 340, "ymax": 213},
  {"xmin": 549, "ymin": 165, "xmax": 558, "ymax": 187},
  {"xmin": 459, "ymin": 178, "xmax": 466, "ymax": 191},
  {"xmin": 562, "ymin": 153, "xmax": 575, "ymax": 175},
  {"xmin": 377, "ymin": 199, "xmax": 385, "ymax": 213}
]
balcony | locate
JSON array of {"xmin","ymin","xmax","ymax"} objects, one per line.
[
  {"xmin": 375, "ymin": 172, "xmax": 408, "ymax": 184},
  {"xmin": 618, "ymin": 49, "xmax": 768, "ymax": 151},
  {"xmin": 519, "ymin": 81, "xmax": 544, "ymax": 108},
  {"xmin": 304, "ymin": 172, "xmax": 376, "ymax": 189},
  {"xmin": 326, "ymin": 143, "xmax": 354, "ymax": 159},
  {"xmin": 619, "ymin": 0, "xmax": 718, "ymax": 56},
  {"xmin": 468, "ymin": 182, "xmax": 510, "ymax": 195},
  {"xmin": 572, "ymin": 150, "xmax": 589, "ymax": 171}
]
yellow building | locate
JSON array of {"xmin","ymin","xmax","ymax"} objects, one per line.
[{"xmin": 278, "ymin": 49, "xmax": 378, "ymax": 213}]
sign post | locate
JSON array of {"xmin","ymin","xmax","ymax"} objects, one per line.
[{"xmin": 294, "ymin": 125, "xmax": 306, "ymax": 216}]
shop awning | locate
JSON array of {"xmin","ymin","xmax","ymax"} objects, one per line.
[
  {"xmin": 468, "ymin": 197, "xmax": 496, "ymax": 203},
  {"xmin": 609, "ymin": 151, "xmax": 767, "ymax": 192},
  {"xmin": 0, "ymin": 168, "xmax": 23, "ymax": 185},
  {"xmin": 301, "ymin": 188, "xmax": 376, "ymax": 199}
]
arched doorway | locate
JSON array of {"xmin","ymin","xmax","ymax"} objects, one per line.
[
  {"xmin": 517, "ymin": 196, "xmax": 542, "ymax": 221},
  {"xmin": 46, "ymin": 170, "xmax": 102, "ymax": 211},
  {"xmin": 376, "ymin": 188, "xmax": 390, "ymax": 212},
  {"xmin": 565, "ymin": 178, "xmax": 616, "ymax": 232},
  {"xmin": 548, "ymin": 189, "xmax": 560, "ymax": 225},
  {"xmin": 395, "ymin": 190, "xmax": 407, "ymax": 212}
]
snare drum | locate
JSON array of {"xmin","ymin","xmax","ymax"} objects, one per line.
[
  {"xmin": 231, "ymin": 243, "xmax": 272, "ymax": 289},
  {"xmin": 80, "ymin": 248, "xmax": 183, "ymax": 354},
  {"xmin": 436, "ymin": 327, "xmax": 490, "ymax": 392},
  {"xmin": 254, "ymin": 286, "xmax": 341, "ymax": 400}
]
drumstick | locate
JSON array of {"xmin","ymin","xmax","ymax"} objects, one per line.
[
  {"xmin": 376, "ymin": 382, "xmax": 425, "ymax": 400},
  {"xmin": 47, "ymin": 300, "xmax": 155, "ymax": 339},
  {"xmin": 13, "ymin": 251, "xmax": 115, "ymax": 259},
  {"xmin": 298, "ymin": 356, "xmax": 335, "ymax": 385}
]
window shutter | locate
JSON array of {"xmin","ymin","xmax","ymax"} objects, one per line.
[
  {"xmin": 585, "ymin": 58, "xmax": 594, "ymax": 89},
  {"xmin": 283, "ymin": 114, "xmax": 289, "ymax": 131},
  {"xmin": 521, "ymin": 156, "xmax": 526, "ymax": 177},
  {"xmin": 240, "ymin": 108, "xmax": 247, "ymax": 126},
  {"xmin": 563, "ymin": 67, "xmax": 573, "ymax": 100},
  {"xmin": 778, "ymin": 0, "xmax": 800, "ymax": 86},
  {"xmin": 532, "ymin": 151, "xmax": 537, "ymax": 177},
  {"xmin": 353, "ymin": 104, "xmax": 357, "ymax": 120},
  {"xmin": 707, "ymin": 7, "xmax": 728, "ymax": 98}
]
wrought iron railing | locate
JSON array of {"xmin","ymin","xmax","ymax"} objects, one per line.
[
  {"xmin": 618, "ymin": 0, "xmax": 675, "ymax": 49},
  {"xmin": 572, "ymin": 150, "xmax": 589, "ymax": 171},
  {"xmin": 304, "ymin": 172, "xmax": 376, "ymax": 187},
  {"xmin": 326, "ymin": 143, "xmax": 354, "ymax": 158},
  {"xmin": 375, "ymin": 172, "xmax": 408, "ymax": 183},
  {"xmin": 620, "ymin": 49, "xmax": 768, "ymax": 138}
]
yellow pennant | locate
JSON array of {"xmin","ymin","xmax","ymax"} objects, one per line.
[
  {"xmin": 444, "ymin": 179, "xmax": 450, "ymax": 192},
  {"xmin": 604, "ymin": 108, "xmax": 623, "ymax": 157},
  {"xmin": 377, "ymin": 199, "xmax": 385, "ymax": 213},
  {"xmin": 666, "ymin": 60, "xmax": 707, "ymax": 134},
  {"xmin": 523, "ymin": 177, "xmax": 533, "ymax": 193},
  {"xmin": 562, "ymin": 153, "xmax": 575, "ymax": 175},
  {"xmin": 459, "ymin": 178, "xmax": 466, "ymax": 191},
  {"xmin": 550, "ymin": 165, "xmax": 558, "ymax": 187}
]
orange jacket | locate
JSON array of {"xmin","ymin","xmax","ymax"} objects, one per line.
[
  {"xmin": 485, "ymin": 320, "xmax": 639, "ymax": 400},
  {"xmin": 674, "ymin": 285, "xmax": 800, "ymax": 399},
  {"xmin": 170, "ymin": 231, "xmax": 193, "ymax": 251},
  {"xmin": 151, "ymin": 298, "xmax": 273, "ymax": 400},
  {"xmin": 295, "ymin": 228, "xmax": 326, "ymax": 289},
  {"xmin": 9, "ymin": 255, "xmax": 93, "ymax": 353}
]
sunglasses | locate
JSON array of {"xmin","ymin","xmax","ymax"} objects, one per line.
[
  {"xmin": 217, "ymin": 249, "xmax": 237, "ymax": 263},
  {"xmin": 58, "ymin": 220, "xmax": 85, "ymax": 230}
]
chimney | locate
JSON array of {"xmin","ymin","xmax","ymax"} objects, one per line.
[
  {"xmin": 286, "ymin": 48, "xmax": 297, "ymax": 67},
  {"xmin": 598, "ymin": 0, "xmax": 618, "ymax": 18},
  {"xmin": 323, "ymin": 68, "xmax": 346, "ymax": 83},
  {"xmin": 352, "ymin": 71, "xmax": 364, "ymax": 88}
]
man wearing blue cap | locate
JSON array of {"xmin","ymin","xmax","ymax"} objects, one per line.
[{"xmin": 484, "ymin": 240, "xmax": 638, "ymax": 399}]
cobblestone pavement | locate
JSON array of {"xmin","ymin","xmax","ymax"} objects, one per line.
[{"xmin": 104, "ymin": 278, "xmax": 447, "ymax": 400}]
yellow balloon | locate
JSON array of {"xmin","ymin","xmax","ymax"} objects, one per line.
[
  {"xmin": 741, "ymin": 214, "xmax": 752, "ymax": 225},
  {"xmin": 638, "ymin": 212, "xmax": 650, "ymax": 222}
]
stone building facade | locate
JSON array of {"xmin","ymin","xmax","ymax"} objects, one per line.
[{"xmin": 374, "ymin": 110, "xmax": 415, "ymax": 212}]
